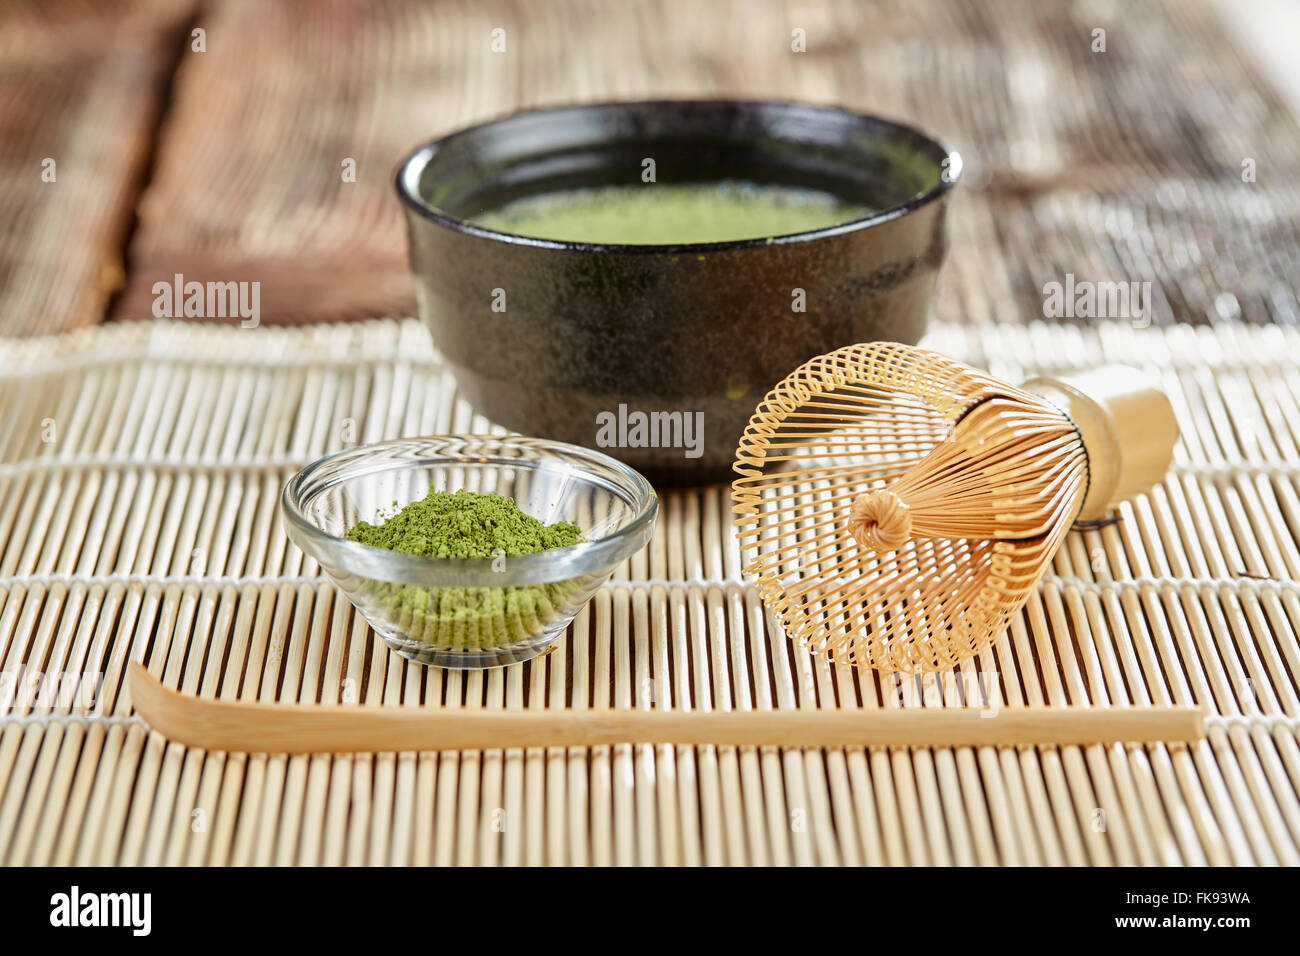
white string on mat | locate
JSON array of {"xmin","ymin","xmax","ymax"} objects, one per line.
[
  {"xmin": 4, "ymin": 456, "xmax": 1298, "ymax": 480},
  {"xmin": 0, "ymin": 453, "xmax": 313, "ymax": 478},
  {"xmin": 4, "ymin": 571, "xmax": 1290, "ymax": 597},
  {"xmin": 603, "ymin": 577, "xmax": 749, "ymax": 591},
  {"xmin": 2, "ymin": 712, "xmax": 1296, "ymax": 736},
  {"xmin": 0, "ymin": 328, "xmax": 441, "ymax": 377},
  {"xmin": 0, "ymin": 572, "xmax": 758, "ymax": 593},
  {"xmin": 0, "ymin": 715, "xmax": 149, "ymax": 730},
  {"xmin": 1170, "ymin": 461, "xmax": 1300, "ymax": 477},
  {"xmin": 0, "ymin": 352, "xmax": 438, "ymax": 378},
  {"xmin": 1040, "ymin": 572, "xmax": 1300, "ymax": 594},
  {"xmin": 1207, "ymin": 714, "xmax": 1300, "ymax": 732},
  {"xmin": 0, "ymin": 572, "xmax": 328, "ymax": 589}
]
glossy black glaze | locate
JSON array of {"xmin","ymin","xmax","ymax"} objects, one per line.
[{"xmin": 396, "ymin": 100, "xmax": 959, "ymax": 485}]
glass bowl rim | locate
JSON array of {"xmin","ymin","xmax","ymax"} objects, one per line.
[{"xmin": 281, "ymin": 435, "xmax": 659, "ymax": 587}]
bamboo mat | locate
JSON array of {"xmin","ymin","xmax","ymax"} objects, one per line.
[{"xmin": 1, "ymin": 317, "xmax": 1298, "ymax": 866}]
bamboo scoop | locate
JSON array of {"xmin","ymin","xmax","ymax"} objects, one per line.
[
  {"xmin": 733, "ymin": 343, "xmax": 1179, "ymax": 674},
  {"xmin": 128, "ymin": 664, "xmax": 1203, "ymax": 753}
]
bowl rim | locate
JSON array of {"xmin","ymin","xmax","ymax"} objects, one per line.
[
  {"xmin": 393, "ymin": 97, "xmax": 961, "ymax": 254},
  {"xmin": 281, "ymin": 435, "xmax": 659, "ymax": 587}
]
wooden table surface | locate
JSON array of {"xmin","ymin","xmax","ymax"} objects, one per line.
[{"xmin": 2, "ymin": 0, "xmax": 1298, "ymax": 336}]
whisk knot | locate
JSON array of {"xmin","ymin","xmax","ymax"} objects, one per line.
[{"xmin": 848, "ymin": 490, "xmax": 913, "ymax": 552}]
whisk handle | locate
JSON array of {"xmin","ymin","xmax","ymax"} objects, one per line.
[{"xmin": 1023, "ymin": 366, "xmax": 1178, "ymax": 520}]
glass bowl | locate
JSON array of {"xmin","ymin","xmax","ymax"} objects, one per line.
[{"xmin": 282, "ymin": 436, "xmax": 658, "ymax": 668}]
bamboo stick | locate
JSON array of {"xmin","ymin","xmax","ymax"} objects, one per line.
[{"xmin": 129, "ymin": 663, "xmax": 1206, "ymax": 752}]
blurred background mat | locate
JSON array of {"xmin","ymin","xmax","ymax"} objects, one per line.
[{"xmin": 1, "ymin": 0, "xmax": 1298, "ymax": 333}]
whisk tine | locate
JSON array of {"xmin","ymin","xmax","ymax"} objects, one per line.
[{"xmin": 732, "ymin": 342, "xmax": 1179, "ymax": 674}]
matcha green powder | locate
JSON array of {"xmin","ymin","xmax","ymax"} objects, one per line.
[
  {"xmin": 348, "ymin": 488, "xmax": 581, "ymax": 558},
  {"xmin": 347, "ymin": 489, "xmax": 583, "ymax": 650}
]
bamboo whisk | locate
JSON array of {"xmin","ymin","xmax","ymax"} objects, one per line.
[{"xmin": 732, "ymin": 343, "xmax": 1179, "ymax": 674}]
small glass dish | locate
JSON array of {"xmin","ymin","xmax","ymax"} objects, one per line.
[{"xmin": 282, "ymin": 436, "xmax": 658, "ymax": 668}]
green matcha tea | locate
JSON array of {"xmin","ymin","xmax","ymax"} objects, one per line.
[
  {"xmin": 348, "ymin": 488, "xmax": 580, "ymax": 558},
  {"xmin": 348, "ymin": 489, "xmax": 584, "ymax": 649},
  {"xmin": 470, "ymin": 180, "xmax": 873, "ymax": 244}
]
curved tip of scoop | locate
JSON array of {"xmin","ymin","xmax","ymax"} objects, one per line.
[
  {"xmin": 127, "ymin": 663, "xmax": 235, "ymax": 751},
  {"xmin": 126, "ymin": 662, "xmax": 166, "ymax": 724}
]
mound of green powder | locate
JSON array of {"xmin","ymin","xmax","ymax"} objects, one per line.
[
  {"xmin": 347, "ymin": 489, "xmax": 584, "ymax": 651},
  {"xmin": 348, "ymin": 488, "xmax": 581, "ymax": 558}
]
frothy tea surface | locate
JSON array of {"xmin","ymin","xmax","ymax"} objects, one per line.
[{"xmin": 469, "ymin": 181, "xmax": 873, "ymax": 244}]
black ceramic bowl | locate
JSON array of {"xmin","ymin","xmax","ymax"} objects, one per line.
[{"xmin": 396, "ymin": 100, "xmax": 959, "ymax": 485}]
